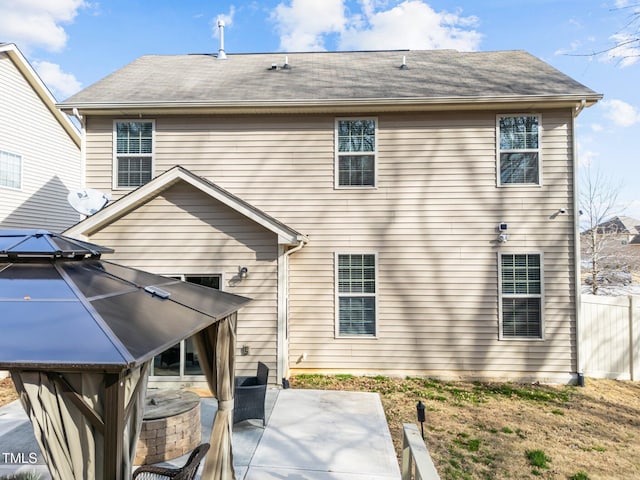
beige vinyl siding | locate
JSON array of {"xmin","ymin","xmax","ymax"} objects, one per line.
[
  {"xmin": 85, "ymin": 109, "xmax": 576, "ymax": 381},
  {"xmin": 88, "ymin": 182, "xmax": 279, "ymax": 378},
  {"xmin": 0, "ymin": 53, "xmax": 80, "ymax": 230}
]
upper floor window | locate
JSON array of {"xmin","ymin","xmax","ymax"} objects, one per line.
[
  {"xmin": 497, "ymin": 115, "xmax": 541, "ymax": 186},
  {"xmin": 114, "ymin": 121, "xmax": 154, "ymax": 188},
  {"xmin": 336, "ymin": 118, "xmax": 376, "ymax": 188},
  {"xmin": 499, "ymin": 253, "xmax": 543, "ymax": 339},
  {"xmin": 336, "ymin": 253, "xmax": 377, "ymax": 337},
  {"xmin": 0, "ymin": 150, "xmax": 22, "ymax": 190}
]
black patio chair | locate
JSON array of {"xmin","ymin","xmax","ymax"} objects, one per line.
[
  {"xmin": 234, "ymin": 361, "xmax": 269, "ymax": 426},
  {"xmin": 132, "ymin": 443, "xmax": 210, "ymax": 480}
]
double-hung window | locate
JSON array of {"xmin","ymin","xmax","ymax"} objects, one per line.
[
  {"xmin": 499, "ymin": 253, "xmax": 543, "ymax": 339},
  {"xmin": 497, "ymin": 114, "xmax": 541, "ymax": 186},
  {"xmin": 114, "ymin": 121, "xmax": 154, "ymax": 188},
  {"xmin": 0, "ymin": 150, "xmax": 22, "ymax": 189},
  {"xmin": 336, "ymin": 253, "xmax": 377, "ymax": 336},
  {"xmin": 336, "ymin": 118, "xmax": 376, "ymax": 188}
]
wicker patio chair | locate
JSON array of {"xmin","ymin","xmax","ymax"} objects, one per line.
[
  {"xmin": 234, "ymin": 361, "xmax": 269, "ymax": 426},
  {"xmin": 132, "ymin": 443, "xmax": 209, "ymax": 480}
]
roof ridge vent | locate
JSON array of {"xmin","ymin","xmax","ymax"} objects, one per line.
[{"xmin": 217, "ymin": 20, "xmax": 227, "ymax": 60}]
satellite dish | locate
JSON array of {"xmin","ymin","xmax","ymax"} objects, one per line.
[{"xmin": 67, "ymin": 188, "xmax": 111, "ymax": 216}]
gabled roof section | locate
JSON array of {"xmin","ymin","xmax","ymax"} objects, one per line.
[
  {"xmin": 64, "ymin": 166, "xmax": 308, "ymax": 246},
  {"xmin": 615, "ymin": 216, "xmax": 640, "ymax": 235},
  {"xmin": 590, "ymin": 216, "xmax": 640, "ymax": 235},
  {"xmin": 0, "ymin": 43, "xmax": 80, "ymax": 147},
  {"xmin": 59, "ymin": 49, "xmax": 602, "ymax": 115}
]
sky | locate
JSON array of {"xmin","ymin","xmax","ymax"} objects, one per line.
[{"xmin": 1, "ymin": 0, "xmax": 638, "ymax": 219}]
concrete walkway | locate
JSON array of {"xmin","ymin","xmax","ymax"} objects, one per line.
[{"xmin": 0, "ymin": 388, "xmax": 400, "ymax": 479}]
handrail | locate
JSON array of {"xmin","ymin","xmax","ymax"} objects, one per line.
[{"xmin": 401, "ymin": 423, "xmax": 441, "ymax": 480}]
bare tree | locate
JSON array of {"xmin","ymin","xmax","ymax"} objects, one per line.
[
  {"xmin": 571, "ymin": 3, "xmax": 640, "ymax": 66},
  {"xmin": 579, "ymin": 167, "xmax": 625, "ymax": 294}
]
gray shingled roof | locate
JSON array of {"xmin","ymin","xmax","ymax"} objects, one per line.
[{"xmin": 61, "ymin": 49, "xmax": 600, "ymax": 108}]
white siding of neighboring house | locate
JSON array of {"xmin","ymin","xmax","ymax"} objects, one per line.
[
  {"xmin": 83, "ymin": 108, "xmax": 577, "ymax": 382},
  {"xmin": 0, "ymin": 52, "xmax": 80, "ymax": 231}
]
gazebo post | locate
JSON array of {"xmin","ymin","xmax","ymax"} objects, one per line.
[{"xmin": 104, "ymin": 371, "xmax": 126, "ymax": 480}]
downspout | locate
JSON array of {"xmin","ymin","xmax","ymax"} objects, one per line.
[
  {"xmin": 286, "ymin": 236, "xmax": 307, "ymax": 257},
  {"xmin": 278, "ymin": 236, "xmax": 308, "ymax": 384},
  {"xmin": 573, "ymin": 99, "xmax": 586, "ymax": 386},
  {"xmin": 72, "ymin": 108, "xmax": 87, "ymax": 189}
]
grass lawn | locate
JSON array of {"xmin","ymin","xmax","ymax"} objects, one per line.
[
  {"xmin": 289, "ymin": 375, "xmax": 640, "ymax": 480},
  {"xmin": 2, "ymin": 375, "xmax": 639, "ymax": 479}
]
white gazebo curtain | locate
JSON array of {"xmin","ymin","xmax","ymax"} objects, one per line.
[
  {"xmin": 11, "ymin": 363, "xmax": 149, "ymax": 480},
  {"xmin": 194, "ymin": 312, "xmax": 237, "ymax": 480}
]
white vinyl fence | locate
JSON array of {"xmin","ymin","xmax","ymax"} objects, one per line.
[{"xmin": 580, "ymin": 295, "xmax": 640, "ymax": 380}]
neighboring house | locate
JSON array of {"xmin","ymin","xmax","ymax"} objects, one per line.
[
  {"xmin": 0, "ymin": 43, "xmax": 81, "ymax": 231},
  {"xmin": 60, "ymin": 49, "xmax": 601, "ymax": 385},
  {"xmin": 589, "ymin": 216, "xmax": 640, "ymax": 245}
]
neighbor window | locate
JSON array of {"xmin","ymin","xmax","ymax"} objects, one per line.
[
  {"xmin": 0, "ymin": 150, "xmax": 22, "ymax": 189},
  {"xmin": 336, "ymin": 253, "xmax": 377, "ymax": 336},
  {"xmin": 497, "ymin": 115, "xmax": 540, "ymax": 185},
  {"xmin": 499, "ymin": 253, "xmax": 543, "ymax": 339},
  {"xmin": 336, "ymin": 118, "xmax": 376, "ymax": 187},
  {"xmin": 114, "ymin": 121, "xmax": 154, "ymax": 188}
]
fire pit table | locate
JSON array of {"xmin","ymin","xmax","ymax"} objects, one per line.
[{"xmin": 135, "ymin": 389, "xmax": 202, "ymax": 465}]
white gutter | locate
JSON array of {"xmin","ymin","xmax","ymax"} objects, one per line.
[{"xmin": 58, "ymin": 94, "xmax": 603, "ymax": 115}]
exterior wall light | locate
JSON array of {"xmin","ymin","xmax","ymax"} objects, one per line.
[
  {"xmin": 497, "ymin": 222, "xmax": 509, "ymax": 243},
  {"xmin": 239, "ymin": 267, "xmax": 249, "ymax": 279}
]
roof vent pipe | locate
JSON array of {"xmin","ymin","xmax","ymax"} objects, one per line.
[
  {"xmin": 400, "ymin": 55, "xmax": 408, "ymax": 70},
  {"xmin": 217, "ymin": 19, "xmax": 227, "ymax": 60},
  {"xmin": 283, "ymin": 55, "xmax": 290, "ymax": 69}
]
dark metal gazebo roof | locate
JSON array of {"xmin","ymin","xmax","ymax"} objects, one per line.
[{"xmin": 0, "ymin": 229, "xmax": 251, "ymax": 372}]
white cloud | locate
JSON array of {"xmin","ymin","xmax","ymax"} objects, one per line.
[
  {"xmin": 555, "ymin": 40, "xmax": 582, "ymax": 56},
  {"xmin": 591, "ymin": 123, "xmax": 604, "ymax": 132},
  {"xmin": 0, "ymin": 0, "xmax": 86, "ymax": 53},
  {"xmin": 340, "ymin": 1, "xmax": 481, "ymax": 51},
  {"xmin": 600, "ymin": 99, "xmax": 640, "ymax": 127},
  {"xmin": 213, "ymin": 6, "xmax": 236, "ymax": 38},
  {"xmin": 270, "ymin": 0, "xmax": 481, "ymax": 52},
  {"xmin": 605, "ymin": 33, "xmax": 640, "ymax": 67},
  {"xmin": 33, "ymin": 60, "xmax": 82, "ymax": 99},
  {"xmin": 576, "ymin": 144, "xmax": 598, "ymax": 167},
  {"xmin": 271, "ymin": 0, "xmax": 346, "ymax": 51}
]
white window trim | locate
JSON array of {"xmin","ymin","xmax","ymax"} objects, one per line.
[
  {"xmin": 112, "ymin": 119, "xmax": 155, "ymax": 190},
  {"xmin": 334, "ymin": 251, "xmax": 379, "ymax": 338},
  {"xmin": 496, "ymin": 113, "xmax": 543, "ymax": 187},
  {"xmin": 334, "ymin": 117, "xmax": 378, "ymax": 189},
  {"xmin": 498, "ymin": 251, "xmax": 545, "ymax": 341},
  {"xmin": 0, "ymin": 150, "xmax": 23, "ymax": 191}
]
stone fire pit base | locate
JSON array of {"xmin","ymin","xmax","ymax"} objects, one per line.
[{"xmin": 135, "ymin": 389, "xmax": 201, "ymax": 465}]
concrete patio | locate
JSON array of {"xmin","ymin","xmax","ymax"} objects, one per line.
[{"xmin": 0, "ymin": 388, "xmax": 401, "ymax": 479}]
